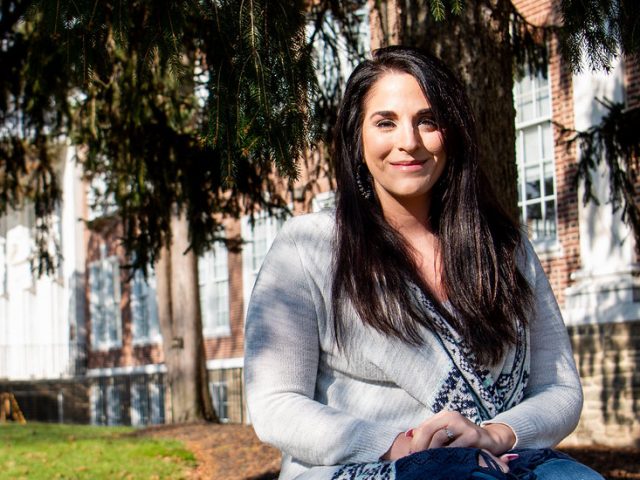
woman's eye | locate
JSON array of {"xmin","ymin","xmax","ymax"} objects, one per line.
[
  {"xmin": 376, "ymin": 120, "xmax": 395, "ymax": 128},
  {"xmin": 419, "ymin": 117, "xmax": 438, "ymax": 131}
]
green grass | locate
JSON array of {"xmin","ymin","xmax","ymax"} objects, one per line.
[{"xmin": 0, "ymin": 423, "xmax": 196, "ymax": 479}]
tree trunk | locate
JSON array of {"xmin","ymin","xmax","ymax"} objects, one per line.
[
  {"xmin": 156, "ymin": 211, "xmax": 218, "ymax": 423},
  {"xmin": 392, "ymin": 0, "xmax": 519, "ymax": 220}
]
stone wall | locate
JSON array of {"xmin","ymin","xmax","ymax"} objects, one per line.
[{"xmin": 562, "ymin": 320, "xmax": 640, "ymax": 447}]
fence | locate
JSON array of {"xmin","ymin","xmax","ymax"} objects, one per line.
[
  {"xmin": 0, "ymin": 378, "xmax": 91, "ymax": 423},
  {"xmin": 90, "ymin": 373, "xmax": 166, "ymax": 427},
  {"xmin": 0, "ymin": 365, "xmax": 246, "ymax": 426}
]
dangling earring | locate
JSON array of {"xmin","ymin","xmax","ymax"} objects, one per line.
[{"xmin": 356, "ymin": 163, "xmax": 374, "ymax": 200}]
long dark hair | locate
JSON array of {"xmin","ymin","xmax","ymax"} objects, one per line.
[{"xmin": 331, "ymin": 46, "xmax": 532, "ymax": 365}]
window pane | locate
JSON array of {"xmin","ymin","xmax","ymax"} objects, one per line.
[
  {"xmin": 526, "ymin": 203, "xmax": 542, "ymax": 240},
  {"xmin": 131, "ymin": 380, "xmax": 149, "ymax": 426},
  {"xmin": 545, "ymin": 200, "xmax": 557, "ymax": 239},
  {"xmin": 517, "ymin": 93, "xmax": 535, "ymax": 122},
  {"xmin": 132, "ymin": 269, "xmax": 158, "ymax": 342},
  {"xmin": 210, "ymin": 382, "xmax": 229, "ymax": 422},
  {"xmin": 147, "ymin": 276, "xmax": 160, "ymax": 337},
  {"xmin": 91, "ymin": 383, "xmax": 106, "ymax": 425},
  {"xmin": 523, "ymin": 127, "xmax": 539, "ymax": 165},
  {"xmin": 541, "ymin": 123, "xmax": 553, "ymax": 160},
  {"xmin": 0, "ymin": 237, "xmax": 6, "ymax": 296},
  {"xmin": 528, "ymin": 202, "xmax": 542, "ymax": 220},
  {"xmin": 150, "ymin": 381, "xmax": 165, "ymax": 424},
  {"xmin": 515, "ymin": 131, "xmax": 523, "ymax": 164},
  {"xmin": 525, "ymin": 165, "xmax": 540, "ymax": 200},
  {"xmin": 536, "ymin": 71, "xmax": 549, "ymax": 90},
  {"xmin": 517, "ymin": 177, "xmax": 522, "ymax": 201},
  {"xmin": 106, "ymin": 383, "xmax": 122, "ymax": 426},
  {"xmin": 544, "ymin": 162, "xmax": 555, "ymax": 196},
  {"xmin": 535, "ymin": 72, "xmax": 550, "ymax": 118},
  {"xmin": 89, "ymin": 264, "xmax": 105, "ymax": 345},
  {"xmin": 199, "ymin": 243, "xmax": 229, "ymax": 335},
  {"xmin": 537, "ymin": 89, "xmax": 551, "ymax": 117},
  {"xmin": 514, "ymin": 65, "xmax": 557, "ymax": 244}
]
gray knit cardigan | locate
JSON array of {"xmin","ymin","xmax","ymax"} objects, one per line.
[{"xmin": 244, "ymin": 210, "xmax": 583, "ymax": 480}]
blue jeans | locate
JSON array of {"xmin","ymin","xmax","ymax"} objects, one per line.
[
  {"xmin": 392, "ymin": 448, "xmax": 605, "ymax": 480},
  {"xmin": 530, "ymin": 458, "xmax": 605, "ymax": 479},
  {"xmin": 471, "ymin": 459, "xmax": 603, "ymax": 479},
  {"xmin": 470, "ymin": 449, "xmax": 605, "ymax": 480}
]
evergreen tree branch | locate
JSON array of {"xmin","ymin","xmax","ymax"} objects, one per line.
[{"xmin": 558, "ymin": 101, "xmax": 640, "ymax": 251}]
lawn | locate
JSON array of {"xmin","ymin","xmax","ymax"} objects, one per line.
[{"xmin": 0, "ymin": 423, "xmax": 196, "ymax": 479}]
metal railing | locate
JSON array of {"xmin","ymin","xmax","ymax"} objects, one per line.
[{"xmin": 91, "ymin": 374, "xmax": 166, "ymax": 426}]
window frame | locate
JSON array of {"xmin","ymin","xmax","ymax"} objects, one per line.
[
  {"xmin": 106, "ymin": 382, "xmax": 123, "ymax": 426},
  {"xmin": 0, "ymin": 234, "xmax": 6, "ymax": 298},
  {"xmin": 241, "ymin": 211, "xmax": 286, "ymax": 320},
  {"xmin": 198, "ymin": 241, "xmax": 231, "ymax": 338},
  {"xmin": 311, "ymin": 191, "xmax": 336, "ymax": 212},
  {"xmin": 130, "ymin": 268, "xmax": 161, "ymax": 346},
  {"xmin": 130, "ymin": 378, "xmax": 150, "ymax": 426},
  {"xmin": 514, "ymin": 66, "xmax": 559, "ymax": 250},
  {"xmin": 209, "ymin": 380, "xmax": 229, "ymax": 423},
  {"xmin": 86, "ymin": 174, "xmax": 118, "ymax": 221},
  {"xmin": 90, "ymin": 382, "xmax": 106, "ymax": 425},
  {"xmin": 88, "ymin": 251, "xmax": 122, "ymax": 351},
  {"xmin": 149, "ymin": 380, "xmax": 165, "ymax": 425}
]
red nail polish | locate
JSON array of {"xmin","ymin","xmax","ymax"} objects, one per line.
[
  {"xmin": 503, "ymin": 454, "xmax": 519, "ymax": 461},
  {"xmin": 405, "ymin": 429, "xmax": 414, "ymax": 438}
]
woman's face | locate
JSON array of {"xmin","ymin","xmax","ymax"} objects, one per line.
[{"xmin": 361, "ymin": 72, "xmax": 446, "ymax": 211}]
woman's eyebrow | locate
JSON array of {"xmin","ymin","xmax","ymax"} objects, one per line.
[
  {"xmin": 369, "ymin": 108, "xmax": 434, "ymax": 119},
  {"xmin": 369, "ymin": 110, "xmax": 396, "ymax": 119}
]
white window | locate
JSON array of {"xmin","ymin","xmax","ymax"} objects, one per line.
[
  {"xmin": 209, "ymin": 381, "xmax": 229, "ymax": 423},
  {"xmin": 90, "ymin": 383, "xmax": 106, "ymax": 425},
  {"xmin": 7, "ymin": 223, "xmax": 35, "ymax": 291},
  {"xmin": 130, "ymin": 379, "xmax": 150, "ymax": 426},
  {"xmin": 241, "ymin": 212, "xmax": 285, "ymax": 315},
  {"xmin": 312, "ymin": 191, "xmax": 336, "ymax": 212},
  {"xmin": 198, "ymin": 242, "xmax": 230, "ymax": 337},
  {"xmin": 309, "ymin": 4, "xmax": 370, "ymax": 91},
  {"xmin": 0, "ymin": 234, "xmax": 6, "ymax": 297},
  {"xmin": 149, "ymin": 381, "xmax": 165, "ymax": 424},
  {"xmin": 89, "ymin": 246, "xmax": 122, "ymax": 350},
  {"xmin": 87, "ymin": 174, "xmax": 117, "ymax": 221},
  {"xmin": 514, "ymin": 66, "xmax": 557, "ymax": 247},
  {"xmin": 106, "ymin": 383, "xmax": 122, "ymax": 425},
  {"xmin": 131, "ymin": 269, "xmax": 160, "ymax": 344}
]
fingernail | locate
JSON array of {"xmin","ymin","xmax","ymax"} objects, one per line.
[
  {"xmin": 503, "ymin": 454, "xmax": 519, "ymax": 461},
  {"xmin": 405, "ymin": 429, "xmax": 414, "ymax": 438}
]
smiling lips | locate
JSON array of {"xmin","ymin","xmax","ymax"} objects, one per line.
[{"xmin": 390, "ymin": 159, "xmax": 427, "ymax": 167}]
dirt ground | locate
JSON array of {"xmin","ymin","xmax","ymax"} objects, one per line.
[{"xmin": 142, "ymin": 423, "xmax": 640, "ymax": 480}]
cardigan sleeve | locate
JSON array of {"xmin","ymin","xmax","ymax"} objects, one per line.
[
  {"xmin": 483, "ymin": 240, "xmax": 583, "ymax": 448},
  {"xmin": 244, "ymin": 219, "xmax": 400, "ymax": 466}
]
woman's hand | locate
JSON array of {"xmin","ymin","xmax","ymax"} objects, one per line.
[
  {"xmin": 407, "ymin": 411, "xmax": 516, "ymax": 456},
  {"xmin": 381, "ymin": 432, "xmax": 413, "ymax": 461},
  {"xmin": 382, "ymin": 425, "xmax": 516, "ymax": 473}
]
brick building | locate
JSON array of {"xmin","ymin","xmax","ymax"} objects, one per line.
[
  {"xmin": 512, "ymin": 0, "xmax": 640, "ymax": 447},
  {"xmin": 1, "ymin": 1, "xmax": 638, "ymax": 446}
]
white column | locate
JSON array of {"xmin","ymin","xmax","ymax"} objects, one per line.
[{"xmin": 564, "ymin": 56, "xmax": 640, "ymax": 325}]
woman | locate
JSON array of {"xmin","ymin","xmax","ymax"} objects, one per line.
[{"xmin": 245, "ymin": 46, "xmax": 603, "ymax": 480}]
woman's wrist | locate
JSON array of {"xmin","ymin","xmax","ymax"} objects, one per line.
[
  {"xmin": 381, "ymin": 432, "xmax": 412, "ymax": 461},
  {"xmin": 481, "ymin": 423, "xmax": 517, "ymax": 454}
]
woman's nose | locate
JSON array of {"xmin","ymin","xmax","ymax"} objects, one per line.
[{"xmin": 397, "ymin": 122, "xmax": 420, "ymax": 152}]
